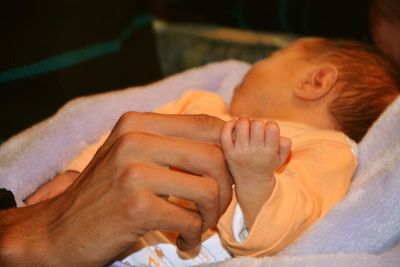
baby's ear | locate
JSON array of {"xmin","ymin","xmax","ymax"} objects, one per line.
[{"xmin": 295, "ymin": 65, "xmax": 338, "ymax": 101}]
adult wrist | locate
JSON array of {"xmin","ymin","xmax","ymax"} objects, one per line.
[{"xmin": 0, "ymin": 202, "xmax": 61, "ymax": 266}]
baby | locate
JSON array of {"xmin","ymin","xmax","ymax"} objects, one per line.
[{"xmin": 27, "ymin": 38, "xmax": 398, "ymax": 265}]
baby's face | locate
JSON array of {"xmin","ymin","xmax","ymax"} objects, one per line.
[{"xmin": 230, "ymin": 38, "xmax": 317, "ymax": 119}]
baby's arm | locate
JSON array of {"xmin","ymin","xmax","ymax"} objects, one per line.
[
  {"xmin": 220, "ymin": 117, "xmax": 291, "ymax": 228},
  {"xmin": 218, "ymin": 120, "xmax": 357, "ymax": 256}
]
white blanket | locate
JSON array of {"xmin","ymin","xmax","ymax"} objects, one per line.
[{"xmin": 0, "ymin": 61, "xmax": 399, "ymax": 266}]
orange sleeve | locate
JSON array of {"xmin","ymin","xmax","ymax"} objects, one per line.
[
  {"xmin": 217, "ymin": 132, "xmax": 357, "ymax": 256},
  {"xmin": 65, "ymin": 90, "xmax": 229, "ymax": 172},
  {"xmin": 155, "ymin": 90, "xmax": 230, "ymax": 120}
]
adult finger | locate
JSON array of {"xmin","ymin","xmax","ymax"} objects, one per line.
[
  {"xmin": 121, "ymin": 163, "xmax": 220, "ymax": 231},
  {"xmin": 100, "ymin": 112, "xmax": 225, "ymax": 155},
  {"xmin": 102, "ymin": 132, "xmax": 233, "ymax": 217},
  {"xmin": 144, "ymin": 194, "xmax": 203, "ymax": 251}
]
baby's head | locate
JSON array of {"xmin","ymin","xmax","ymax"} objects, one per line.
[{"xmin": 230, "ymin": 38, "xmax": 399, "ymax": 141}]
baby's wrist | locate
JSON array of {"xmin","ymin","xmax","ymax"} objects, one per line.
[
  {"xmin": 235, "ymin": 174, "xmax": 274, "ymax": 187},
  {"xmin": 235, "ymin": 175, "xmax": 275, "ymax": 197},
  {"xmin": 0, "ymin": 202, "xmax": 62, "ymax": 266},
  {"xmin": 234, "ymin": 175, "xmax": 276, "ymax": 228}
]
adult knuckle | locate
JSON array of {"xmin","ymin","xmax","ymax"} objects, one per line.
[
  {"xmin": 125, "ymin": 164, "xmax": 147, "ymax": 185},
  {"xmin": 201, "ymin": 181, "xmax": 219, "ymax": 211},
  {"xmin": 202, "ymin": 180, "xmax": 219, "ymax": 204},
  {"xmin": 186, "ymin": 213, "xmax": 202, "ymax": 234},
  {"xmin": 118, "ymin": 111, "xmax": 139, "ymax": 126},
  {"xmin": 117, "ymin": 112, "xmax": 153, "ymax": 136},
  {"xmin": 115, "ymin": 132, "xmax": 146, "ymax": 154},
  {"xmin": 128, "ymin": 189, "xmax": 153, "ymax": 218},
  {"xmin": 114, "ymin": 164, "xmax": 146, "ymax": 198}
]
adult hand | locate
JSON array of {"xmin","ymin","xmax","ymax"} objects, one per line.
[{"xmin": 0, "ymin": 113, "xmax": 232, "ymax": 267}]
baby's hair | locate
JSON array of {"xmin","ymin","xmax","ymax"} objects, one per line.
[{"xmin": 308, "ymin": 39, "xmax": 399, "ymax": 142}]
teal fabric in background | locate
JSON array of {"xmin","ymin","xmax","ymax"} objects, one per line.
[
  {"xmin": 278, "ymin": 0, "xmax": 290, "ymax": 31},
  {"xmin": 0, "ymin": 14, "xmax": 152, "ymax": 84},
  {"xmin": 0, "ymin": 1, "xmax": 161, "ymax": 140}
]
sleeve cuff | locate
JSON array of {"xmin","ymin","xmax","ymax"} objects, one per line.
[
  {"xmin": 232, "ymin": 203, "xmax": 249, "ymax": 242},
  {"xmin": 218, "ymin": 175, "xmax": 313, "ymax": 256}
]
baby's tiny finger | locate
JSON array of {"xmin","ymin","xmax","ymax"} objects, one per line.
[
  {"xmin": 235, "ymin": 117, "xmax": 250, "ymax": 147},
  {"xmin": 279, "ymin": 137, "xmax": 292, "ymax": 164},
  {"xmin": 265, "ymin": 121, "xmax": 280, "ymax": 151},
  {"xmin": 250, "ymin": 120, "xmax": 266, "ymax": 146}
]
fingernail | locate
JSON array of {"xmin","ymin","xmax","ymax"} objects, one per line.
[
  {"xmin": 177, "ymin": 237, "xmax": 191, "ymax": 251},
  {"xmin": 268, "ymin": 122, "xmax": 278, "ymax": 132}
]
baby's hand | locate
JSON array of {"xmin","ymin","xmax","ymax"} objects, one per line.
[
  {"xmin": 220, "ymin": 117, "xmax": 291, "ymax": 186},
  {"xmin": 220, "ymin": 117, "xmax": 291, "ymax": 227},
  {"xmin": 25, "ymin": 170, "xmax": 80, "ymax": 206}
]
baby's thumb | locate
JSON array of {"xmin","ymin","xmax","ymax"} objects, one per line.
[{"xmin": 278, "ymin": 137, "xmax": 292, "ymax": 165}]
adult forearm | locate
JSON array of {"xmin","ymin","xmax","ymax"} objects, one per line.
[{"xmin": 0, "ymin": 204, "xmax": 57, "ymax": 266}]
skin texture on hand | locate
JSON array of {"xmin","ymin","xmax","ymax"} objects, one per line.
[
  {"xmin": 0, "ymin": 112, "xmax": 233, "ymax": 267},
  {"xmin": 221, "ymin": 117, "xmax": 291, "ymax": 228}
]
